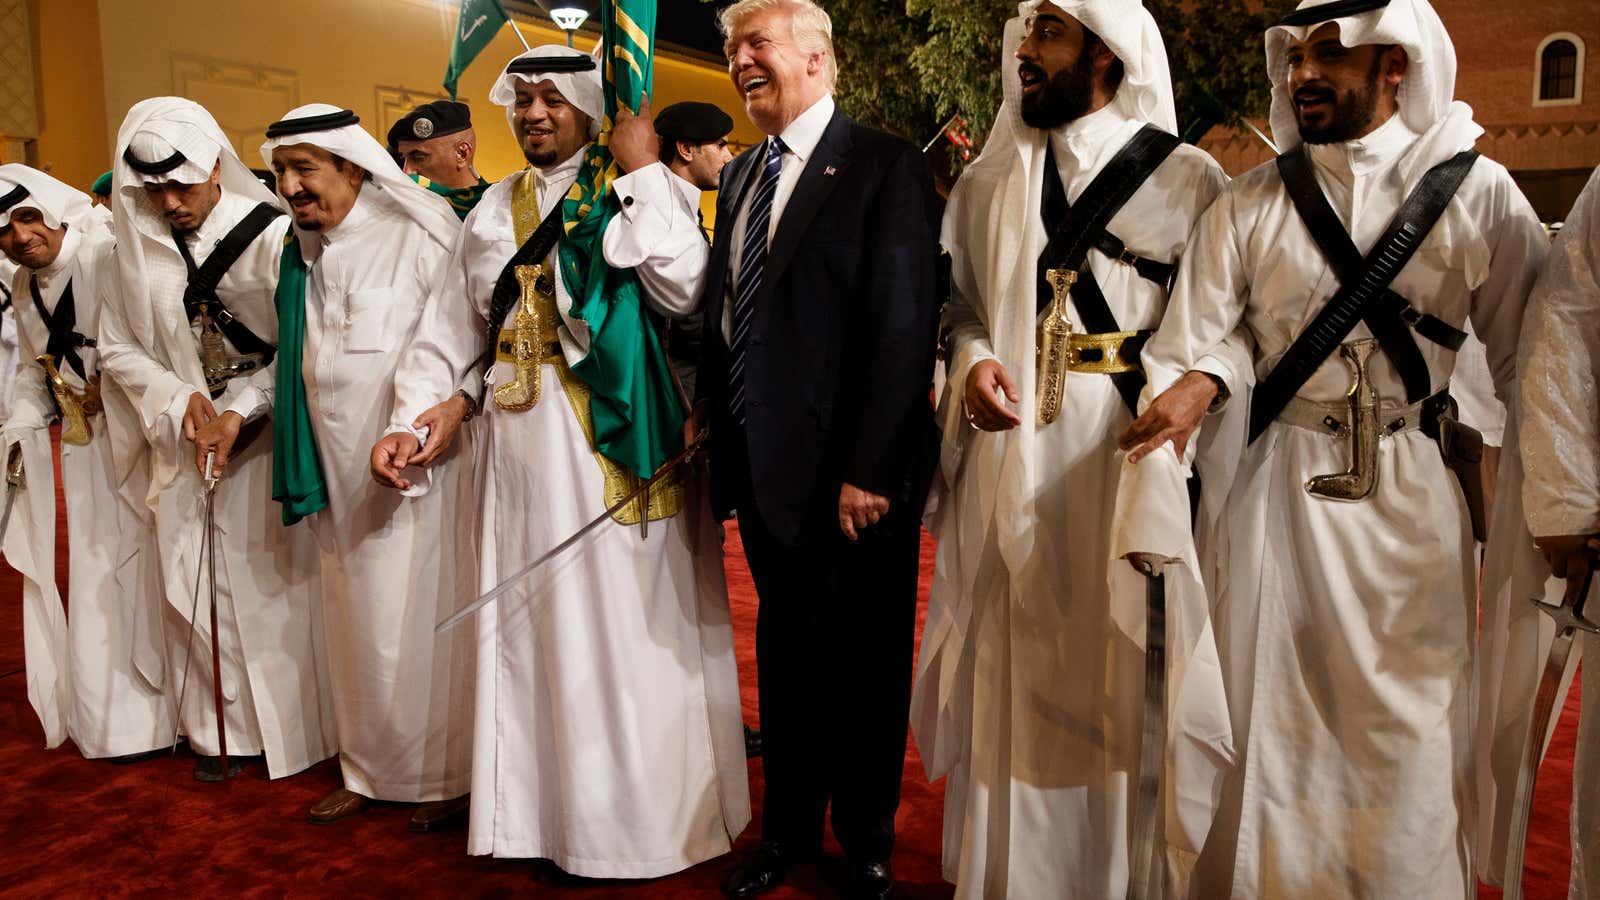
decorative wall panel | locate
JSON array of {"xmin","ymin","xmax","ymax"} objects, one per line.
[
  {"xmin": 0, "ymin": 0, "xmax": 40, "ymax": 145},
  {"xmin": 172, "ymin": 54, "xmax": 298, "ymax": 163}
]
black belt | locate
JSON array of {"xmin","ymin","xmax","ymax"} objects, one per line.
[{"xmin": 1092, "ymin": 232, "xmax": 1176, "ymax": 289}]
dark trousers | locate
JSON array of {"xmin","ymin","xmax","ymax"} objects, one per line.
[{"xmin": 734, "ymin": 470, "xmax": 921, "ymax": 862}]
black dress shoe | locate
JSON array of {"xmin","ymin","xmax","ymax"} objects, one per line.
[
  {"xmin": 722, "ymin": 841, "xmax": 789, "ymax": 898},
  {"xmin": 846, "ymin": 859, "xmax": 894, "ymax": 900},
  {"xmin": 743, "ymin": 723, "xmax": 762, "ymax": 758},
  {"xmin": 193, "ymin": 755, "xmax": 247, "ymax": 783}
]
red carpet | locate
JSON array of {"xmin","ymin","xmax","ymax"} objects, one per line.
[{"xmin": 0, "ymin": 444, "xmax": 1580, "ymax": 898}]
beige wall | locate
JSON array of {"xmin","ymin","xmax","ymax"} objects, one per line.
[{"xmin": 41, "ymin": 0, "xmax": 754, "ymax": 202}]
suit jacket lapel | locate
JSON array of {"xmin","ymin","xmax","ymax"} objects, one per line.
[{"xmin": 764, "ymin": 108, "xmax": 853, "ymax": 287}]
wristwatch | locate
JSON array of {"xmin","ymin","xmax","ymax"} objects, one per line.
[{"xmin": 453, "ymin": 388, "xmax": 480, "ymax": 421}]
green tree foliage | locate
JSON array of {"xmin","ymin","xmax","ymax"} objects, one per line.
[{"xmin": 805, "ymin": 0, "xmax": 1298, "ymax": 154}]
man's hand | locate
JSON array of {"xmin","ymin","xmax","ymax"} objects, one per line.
[
  {"xmin": 1535, "ymin": 532, "xmax": 1600, "ymax": 586},
  {"xmin": 611, "ymin": 94, "xmax": 660, "ymax": 174},
  {"xmin": 963, "ymin": 359, "xmax": 1021, "ymax": 431},
  {"xmin": 371, "ymin": 432, "xmax": 424, "ymax": 491},
  {"xmin": 182, "ymin": 392, "xmax": 217, "ymax": 442},
  {"xmin": 1126, "ymin": 551, "xmax": 1175, "ymax": 577},
  {"xmin": 839, "ymin": 482, "xmax": 890, "ymax": 542},
  {"xmin": 1117, "ymin": 370, "xmax": 1221, "ymax": 463},
  {"xmin": 194, "ymin": 411, "xmax": 245, "ymax": 475},
  {"xmin": 408, "ymin": 395, "xmax": 471, "ymax": 467}
]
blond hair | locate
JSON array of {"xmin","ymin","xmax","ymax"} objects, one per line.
[{"xmin": 719, "ymin": 0, "xmax": 837, "ymax": 92}]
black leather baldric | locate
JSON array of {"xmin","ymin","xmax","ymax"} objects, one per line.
[
  {"xmin": 481, "ymin": 199, "xmax": 569, "ymax": 374},
  {"xmin": 1038, "ymin": 124, "xmax": 1182, "ymax": 414},
  {"xmin": 122, "ymin": 145, "xmax": 187, "ymax": 176},
  {"xmin": 265, "ymin": 109, "xmax": 361, "ymax": 139},
  {"xmin": 0, "ymin": 183, "xmax": 30, "ymax": 214},
  {"xmin": 1247, "ymin": 147, "xmax": 1479, "ymax": 443},
  {"xmin": 29, "ymin": 278, "xmax": 95, "ymax": 382},
  {"xmin": 172, "ymin": 201, "xmax": 283, "ymax": 369},
  {"xmin": 1279, "ymin": 0, "xmax": 1390, "ymax": 27},
  {"xmin": 506, "ymin": 55, "xmax": 597, "ymax": 75}
]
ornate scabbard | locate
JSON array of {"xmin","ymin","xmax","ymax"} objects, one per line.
[
  {"xmin": 493, "ymin": 263, "xmax": 558, "ymax": 412},
  {"xmin": 1306, "ymin": 338, "xmax": 1380, "ymax": 501},
  {"xmin": 1035, "ymin": 267, "xmax": 1077, "ymax": 427},
  {"xmin": 37, "ymin": 354, "xmax": 100, "ymax": 446}
]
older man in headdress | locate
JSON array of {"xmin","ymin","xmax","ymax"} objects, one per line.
[
  {"xmin": 97, "ymin": 98, "xmax": 335, "ymax": 783},
  {"xmin": 0, "ymin": 164, "xmax": 172, "ymax": 761},
  {"xmin": 1116, "ymin": 0, "xmax": 1549, "ymax": 894},
  {"xmin": 370, "ymin": 46, "xmax": 748, "ymax": 877},
  {"xmin": 911, "ymin": 2, "xmax": 1229, "ymax": 896},
  {"xmin": 191, "ymin": 104, "xmax": 478, "ymax": 830}
]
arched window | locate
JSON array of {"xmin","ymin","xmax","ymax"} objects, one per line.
[{"xmin": 1534, "ymin": 33, "xmax": 1585, "ymax": 106}]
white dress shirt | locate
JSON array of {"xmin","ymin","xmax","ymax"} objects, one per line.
[{"xmin": 722, "ymin": 94, "xmax": 837, "ymax": 342}]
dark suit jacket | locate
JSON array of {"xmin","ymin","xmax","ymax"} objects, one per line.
[{"xmin": 696, "ymin": 106, "xmax": 941, "ymax": 545}]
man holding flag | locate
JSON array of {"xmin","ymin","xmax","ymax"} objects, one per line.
[{"xmin": 370, "ymin": 31, "xmax": 749, "ymax": 878}]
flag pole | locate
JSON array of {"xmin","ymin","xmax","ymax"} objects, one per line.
[
  {"xmin": 505, "ymin": 12, "xmax": 532, "ymax": 50},
  {"xmin": 922, "ymin": 114, "xmax": 959, "ymax": 154}
]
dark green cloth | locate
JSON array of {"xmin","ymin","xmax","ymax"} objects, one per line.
[
  {"xmin": 559, "ymin": 0, "xmax": 684, "ymax": 480},
  {"xmin": 443, "ymin": 0, "xmax": 510, "ymax": 99},
  {"xmin": 427, "ymin": 176, "xmax": 491, "ymax": 220},
  {"xmin": 270, "ymin": 229, "xmax": 328, "ymax": 525}
]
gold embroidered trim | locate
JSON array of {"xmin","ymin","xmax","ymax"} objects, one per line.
[{"xmin": 507, "ymin": 169, "xmax": 683, "ymax": 524}]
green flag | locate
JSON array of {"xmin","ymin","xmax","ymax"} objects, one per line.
[
  {"xmin": 444, "ymin": 0, "xmax": 510, "ymax": 99},
  {"xmin": 558, "ymin": 0, "xmax": 682, "ymax": 480}
]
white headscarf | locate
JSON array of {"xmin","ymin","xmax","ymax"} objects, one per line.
[
  {"xmin": 110, "ymin": 98, "xmax": 281, "ymax": 398},
  {"xmin": 1265, "ymin": 0, "xmax": 1481, "ymax": 154},
  {"xmin": 488, "ymin": 45, "xmax": 605, "ymax": 139},
  {"xmin": 0, "ymin": 164, "xmax": 109, "ymax": 236},
  {"xmin": 258, "ymin": 103, "xmax": 461, "ymax": 247}
]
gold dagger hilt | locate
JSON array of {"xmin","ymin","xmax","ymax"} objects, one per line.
[
  {"xmin": 1036, "ymin": 266, "xmax": 1077, "ymax": 426},
  {"xmin": 1307, "ymin": 339, "xmax": 1380, "ymax": 501},
  {"xmin": 37, "ymin": 354, "xmax": 95, "ymax": 446},
  {"xmin": 492, "ymin": 264, "xmax": 549, "ymax": 412}
]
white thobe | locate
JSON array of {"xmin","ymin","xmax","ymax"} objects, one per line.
[
  {"xmin": 0, "ymin": 257, "xmax": 20, "ymax": 420},
  {"xmin": 1509, "ymin": 165, "xmax": 1600, "ymax": 898},
  {"xmin": 97, "ymin": 189, "xmax": 335, "ymax": 776},
  {"xmin": 224, "ymin": 188, "xmax": 476, "ymax": 802},
  {"xmin": 1, "ymin": 226, "xmax": 173, "ymax": 757},
  {"xmin": 390, "ymin": 153, "xmax": 748, "ymax": 876},
  {"xmin": 1141, "ymin": 113, "xmax": 1549, "ymax": 898},
  {"xmin": 913, "ymin": 104, "xmax": 1229, "ymax": 899}
]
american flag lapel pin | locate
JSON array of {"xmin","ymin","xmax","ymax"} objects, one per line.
[{"xmin": 824, "ymin": 165, "xmax": 837, "ymax": 176}]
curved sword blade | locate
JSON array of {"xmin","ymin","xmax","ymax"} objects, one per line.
[
  {"xmin": 434, "ymin": 437, "xmax": 704, "ymax": 634},
  {"xmin": 1503, "ymin": 567, "xmax": 1596, "ymax": 898}
]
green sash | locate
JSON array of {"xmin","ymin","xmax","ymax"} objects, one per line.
[
  {"xmin": 559, "ymin": 0, "xmax": 683, "ymax": 480},
  {"xmin": 270, "ymin": 229, "xmax": 328, "ymax": 525},
  {"xmin": 427, "ymin": 176, "xmax": 492, "ymax": 220}
]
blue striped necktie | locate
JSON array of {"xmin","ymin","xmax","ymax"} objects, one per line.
[{"xmin": 728, "ymin": 136, "xmax": 786, "ymax": 425}]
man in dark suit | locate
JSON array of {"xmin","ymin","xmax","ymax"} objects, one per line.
[{"xmin": 691, "ymin": 1, "xmax": 940, "ymax": 898}]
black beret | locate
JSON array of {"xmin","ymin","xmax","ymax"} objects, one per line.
[
  {"xmin": 654, "ymin": 101, "xmax": 734, "ymax": 144},
  {"xmin": 387, "ymin": 100, "xmax": 473, "ymax": 151}
]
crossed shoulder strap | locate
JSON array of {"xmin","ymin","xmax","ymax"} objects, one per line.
[
  {"xmin": 172, "ymin": 201, "xmax": 282, "ymax": 364},
  {"xmin": 1247, "ymin": 146, "xmax": 1478, "ymax": 442},
  {"xmin": 1037, "ymin": 124, "xmax": 1182, "ymax": 414}
]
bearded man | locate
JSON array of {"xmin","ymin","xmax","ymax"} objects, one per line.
[
  {"xmin": 912, "ymin": 2, "xmax": 1231, "ymax": 896},
  {"xmin": 1117, "ymin": 0, "xmax": 1550, "ymax": 894}
]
